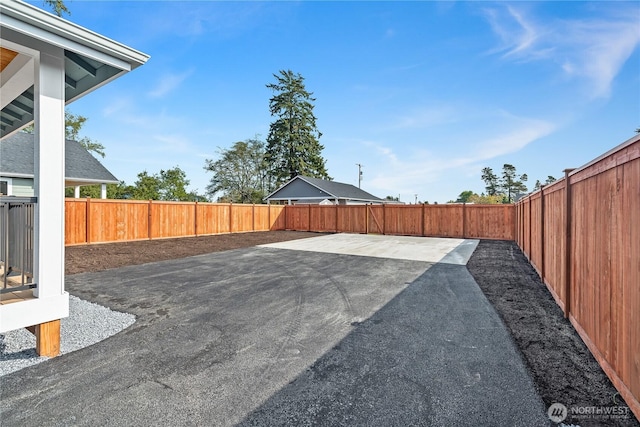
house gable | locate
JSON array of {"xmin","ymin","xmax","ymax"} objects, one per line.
[{"xmin": 268, "ymin": 177, "xmax": 334, "ymax": 201}]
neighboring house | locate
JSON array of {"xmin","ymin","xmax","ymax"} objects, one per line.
[
  {"xmin": 0, "ymin": 0, "xmax": 148, "ymax": 356},
  {"xmin": 0, "ymin": 132, "xmax": 118, "ymax": 198},
  {"xmin": 265, "ymin": 175, "xmax": 386, "ymax": 205}
]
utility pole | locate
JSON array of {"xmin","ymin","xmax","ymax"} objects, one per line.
[
  {"xmin": 414, "ymin": 194, "xmax": 418, "ymax": 204},
  {"xmin": 356, "ymin": 163, "xmax": 363, "ymax": 188}
]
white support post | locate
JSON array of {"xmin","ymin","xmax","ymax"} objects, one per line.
[
  {"xmin": 33, "ymin": 45, "xmax": 66, "ymax": 300},
  {"xmin": 101, "ymin": 183, "xmax": 107, "ymax": 199},
  {"xmin": 74, "ymin": 186, "xmax": 80, "ymax": 198}
]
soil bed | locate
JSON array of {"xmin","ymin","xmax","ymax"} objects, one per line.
[
  {"xmin": 65, "ymin": 231, "xmax": 321, "ymax": 275},
  {"xmin": 467, "ymin": 240, "xmax": 638, "ymax": 427}
]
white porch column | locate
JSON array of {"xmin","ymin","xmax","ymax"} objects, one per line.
[
  {"xmin": 33, "ymin": 45, "xmax": 65, "ymax": 299},
  {"xmin": 101, "ymin": 183, "xmax": 107, "ymax": 199},
  {"xmin": 74, "ymin": 186, "xmax": 80, "ymax": 198}
]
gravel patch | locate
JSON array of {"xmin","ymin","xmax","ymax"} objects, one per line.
[{"xmin": 0, "ymin": 294, "xmax": 134, "ymax": 377}]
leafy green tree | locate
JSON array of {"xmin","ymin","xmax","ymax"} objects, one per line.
[
  {"xmin": 132, "ymin": 171, "xmax": 162, "ymax": 200},
  {"xmin": 481, "ymin": 167, "xmax": 499, "ymax": 196},
  {"xmin": 158, "ymin": 168, "xmax": 191, "ymax": 201},
  {"xmin": 65, "ymin": 111, "xmax": 106, "ymax": 158},
  {"xmin": 65, "ymin": 182, "xmax": 133, "ymax": 199},
  {"xmin": 205, "ymin": 138, "xmax": 268, "ymax": 203},
  {"xmin": 385, "ymin": 195, "xmax": 400, "ymax": 201},
  {"xmin": 25, "ymin": 110, "xmax": 106, "ymax": 157},
  {"xmin": 456, "ymin": 190, "xmax": 474, "ymax": 203},
  {"xmin": 43, "ymin": 0, "xmax": 69, "ymax": 16},
  {"xmin": 533, "ymin": 175, "xmax": 557, "ymax": 192},
  {"xmin": 500, "ymin": 164, "xmax": 528, "ymax": 203},
  {"xmin": 265, "ymin": 70, "xmax": 329, "ymax": 186},
  {"xmin": 127, "ymin": 167, "xmax": 204, "ymax": 201},
  {"xmin": 468, "ymin": 193, "xmax": 503, "ymax": 204}
]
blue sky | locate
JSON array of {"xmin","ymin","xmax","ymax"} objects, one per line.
[{"xmin": 36, "ymin": 1, "xmax": 640, "ymax": 203}]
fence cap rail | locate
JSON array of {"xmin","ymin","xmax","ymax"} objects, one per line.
[{"xmin": 0, "ymin": 196, "xmax": 37, "ymax": 203}]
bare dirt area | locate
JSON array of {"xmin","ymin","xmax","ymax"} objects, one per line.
[
  {"xmin": 65, "ymin": 231, "xmax": 323, "ymax": 275},
  {"xmin": 467, "ymin": 240, "xmax": 639, "ymax": 427}
]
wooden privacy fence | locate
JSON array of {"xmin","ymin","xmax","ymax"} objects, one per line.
[
  {"xmin": 282, "ymin": 203, "xmax": 515, "ymax": 240},
  {"xmin": 515, "ymin": 135, "xmax": 640, "ymax": 420},
  {"xmin": 65, "ymin": 199, "xmax": 285, "ymax": 245}
]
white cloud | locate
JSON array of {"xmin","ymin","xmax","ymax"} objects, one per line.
[
  {"xmin": 148, "ymin": 70, "xmax": 193, "ymax": 98},
  {"xmin": 362, "ymin": 112, "xmax": 556, "ymax": 196},
  {"xmin": 388, "ymin": 106, "xmax": 458, "ymax": 130},
  {"xmin": 484, "ymin": 4, "xmax": 640, "ymax": 98}
]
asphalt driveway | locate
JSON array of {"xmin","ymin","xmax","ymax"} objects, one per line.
[{"xmin": 0, "ymin": 235, "xmax": 549, "ymax": 426}]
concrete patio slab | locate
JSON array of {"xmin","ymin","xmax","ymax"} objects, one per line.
[{"xmin": 260, "ymin": 233, "xmax": 479, "ymax": 264}]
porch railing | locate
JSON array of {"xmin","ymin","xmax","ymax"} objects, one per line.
[{"xmin": 0, "ymin": 197, "xmax": 37, "ymax": 294}]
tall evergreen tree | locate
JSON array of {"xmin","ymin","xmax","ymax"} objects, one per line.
[
  {"xmin": 500, "ymin": 164, "xmax": 528, "ymax": 203},
  {"xmin": 481, "ymin": 167, "xmax": 499, "ymax": 196},
  {"xmin": 265, "ymin": 70, "xmax": 330, "ymax": 186}
]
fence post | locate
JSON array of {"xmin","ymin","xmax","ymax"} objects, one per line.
[
  {"xmin": 194, "ymin": 201, "xmax": 198, "ymax": 237},
  {"xmin": 148, "ymin": 200, "xmax": 153, "ymax": 240},
  {"xmin": 252, "ymin": 204, "xmax": 256, "ymax": 231},
  {"xmin": 563, "ymin": 169, "xmax": 575, "ymax": 318},
  {"xmin": 540, "ymin": 186, "xmax": 545, "ymax": 282},
  {"xmin": 229, "ymin": 203, "xmax": 233, "ymax": 233},
  {"xmin": 85, "ymin": 197, "xmax": 91, "ymax": 244},
  {"xmin": 421, "ymin": 203, "xmax": 425, "ymax": 237},
  {"xmin": 308, "ymin": 204, "xmax": 311, "ymax": 232},
  {"xmin": 366, "ymin": 204, "xmax": 369, "ymax": 234},
  {"xmin": 528, "ymin": 198, "xmax": 532, "ymax": 258},
  {"xmin": 335, "ymin": 204, "xmax": 339, "ymax": 232},
  {"xmin": 382, "ymin": 203, "xmax": 386, "ymax": 235},
  {"xmin": 462, "ymin": 202, "xmax": 467, "ymax": 239}
]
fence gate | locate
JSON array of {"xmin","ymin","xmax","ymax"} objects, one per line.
[{"xmin": 367, "ymin": 205, "xmax": 384, "ymax": 234}]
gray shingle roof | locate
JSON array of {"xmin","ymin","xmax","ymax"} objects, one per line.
[
  {"xmin": 267, "ymin": 175, "xmax": 383, "ymax": 202},
  {"xmin": 0, "ymin": 132, "xmax": 118, "ymax": 184}
]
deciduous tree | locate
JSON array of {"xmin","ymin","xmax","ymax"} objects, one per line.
[
  {"xmin": 205, "ymin": 138, "xmax": 268, "ymax": 203},
  {"xmin": 65, "ymin": 111, "xmax": 106, "ymax": 158},
  {"xmin": 456, "ymin": 190, "xmax": 474, "ymax": 203},
  {"xmin": 265, "ymin": 70, "xmax": 329, "ymax": 185}
]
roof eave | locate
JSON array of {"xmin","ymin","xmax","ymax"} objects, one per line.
[{"xmin": 1, "ymin": 0, "xmax": 149, "ymax": 70}]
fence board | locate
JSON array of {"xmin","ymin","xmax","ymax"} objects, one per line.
[
  {"xmin": 196, "ymin": 203, "xmax": 230, "ymax": 235},
  {"xmin": 89, "ymin": 199, "xmax": 149, "ymax": 243},
  {"xmin": 65, "ymin": 199, "xmax": 86, "ymax": 245},
  {"xmin": 384, "ymin": 205, "xmax": 422, "ymax": 236},
  {"xmin": 230, "ymin": 204, "xmax": 253, "ymax": 233},
  {"xmin": 336, "ymin": 205, "xmax": 367, "ymax": 234},
  {"xmin": 465, "ymin": 205, "xmax": 515, "ymax": 240},
  {"xmin": 150, "ymin": 201, "xmax": 196, "ymax": 239},
  {"xmin": 515, "ymin": 137, "xmax": 640, "ymax": 419},
  {"xmin": 367, "ymin": 205, "xmax": 383, "ymax": 234},
  {"xmin": 542, "ymin": 184, "xmax": 565, "ymax": 305},
  {"xmin": 269, "ymin": 205, "xmax": 286, "ymax": 230},
  {"xmin": 529, "ymin": 194, "xmax": 542, "ymax": 273},
  {"xmin": 309, "ymin": 205, "xmax": 337, "ymax": 232},
  {"xmin": 424, "ymin": 205, "xmax": 463, "ymax": 238}
]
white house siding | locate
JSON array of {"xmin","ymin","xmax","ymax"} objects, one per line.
[{"xmin": 10, "ymin": 178, "xmax": 34, "ymax": 197}]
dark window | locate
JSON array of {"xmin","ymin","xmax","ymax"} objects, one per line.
[{"xmin": 0, "ymin": 181, "xmax": 7, "ymax": 195}]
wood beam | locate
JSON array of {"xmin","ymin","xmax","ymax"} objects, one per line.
[
  {"xmin": 35, "ymin": 319, "xmax": 61, "ymax": 357},
  {"xmin": 65, "ymin": 50, "xmax": 97, "ymax": 77}
]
